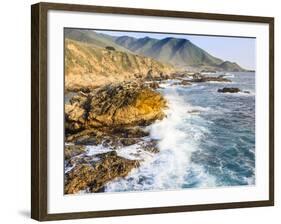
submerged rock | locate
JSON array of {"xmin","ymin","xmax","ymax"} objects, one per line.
[
  {"xmin": 141, "ymin": 139, "xmax": 159, "ymax": 153},
  {"xmin": 187, "ymin": 109, "xmax": 201, "ymax": 115},
  {"xmin": 64, "ymin": 151, "xmax": 140, "ymax": 194}
]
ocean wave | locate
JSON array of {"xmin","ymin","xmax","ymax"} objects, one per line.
[
  {"xmin": 101, "ymin": 75, "xmax": 254, "ymax": 192},
  {"xmin": 208, "ymin": 81, "xmax": 235, "ymax": 84},
  {"xmin": 191, "ymin": 85, "xmax": 206, "ymax": 89},
  {"xmin": 217, "ymin": 91, "xmax": 255, "ymax": 97},
  {"xmin": 224, "ymin": 73, "xmax": 235, "ymax": 78},
  {"xmin": 116, "ymin": 140, "xmax": 156, "ymax": 161},
  {"xmin": 105, "ymin": 89, "xmax": 217, "ymax": 192}
]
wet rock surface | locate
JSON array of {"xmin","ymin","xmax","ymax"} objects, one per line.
[
  {"xmin": 146, "ymin": 81, "xmax": 161, "ymax": 89},
  {"xmin": 190, "ymin": 73, "xmax": 231, "ymax": 83},
  {"xmin": 65, "ymin": 151, "xmax": 140, "ymax": 194},
  {"xmin": 64, "ymin": 82, "xmax": 166, "ymax": 194},
  {"xmin": 172, "ymin": 80, "xmax": 192, "ymax": 86},
  {"xmin": 217, "ymin": 87, "xmax": 251, "ymax": 94},
  {"xmin": 65, "ymin": 145, "xmax": 86, "ymax": 160},
  {"xmin": 66, "ymin": 126, "xmax": 150, "ymax": 149},
  {"xmin": 64, "ymin": 73, "xmax": 237, "ymax": 194}
]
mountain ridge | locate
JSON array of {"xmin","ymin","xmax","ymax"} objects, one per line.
[
  {"xmin": 65, "ymin": 29, "xmax": 248, "ymax": 72},
  {"xmin": 114, "ymin": 35, "xmax": 246, "ymax": 72}
]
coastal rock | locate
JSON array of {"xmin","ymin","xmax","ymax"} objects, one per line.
[
  {"xmin": 65, "ymin": 82, "xmax": 167, "ymax": 135},
  {"xmin": 191, "ymin": 73, "xmax": 231, "ymax": 83},
  {"xmin": 67, "ymin": 126, "xmax": 150, "ymax": 150},
  {"xmin": 187, "ymin": 109, "xmax": 201, "ymax": 115},
  {"xmin": 65, "ymin": 145, "xmax": 86, "ymax": 160},
  {"xmin": 64, "ymin": 151, "xmax": 140, "ymax": 194},
  {"xmin": 112, "ymin": 126, "xmax": 149, "ymax": 138},
  {"xmin": 88, "ymin": 82, "xmax": 166, "ymax": 127},
  {"xmin": 147, "ymin": 82, "xmax": 160, "ymax": 89},
  {"xmin": 120, "ymin": 138, "xmax": 140, "ymax": 146},
  {"xmin": 181, "ymin": 80, "xmax": 192, "ymax": 85},
  {"xmin": 141, "ymin": 140, "xmax": 160, "ymax": 153},
  {"xmin": 218, "ymin": 87, "xmax": 241, "ymax": 93},
  {"xmin": 65, "ymin": 103, "xmax": 86, "ymax": 133},
  {"xmin": 203, "ymin": 76, "xmax": 231, "ymax": 82},
  {"xmin": 172, "ymin": 80, "xmax": 191, "ymax": 86}
]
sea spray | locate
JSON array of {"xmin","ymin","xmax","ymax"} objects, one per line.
[
  {"xmin": 105, "ymin": 72, "xmax": 255, "ymax": 192},
  {"xmin": 105, "ymin": 87, "xmax": 217, "ymax": 192}
]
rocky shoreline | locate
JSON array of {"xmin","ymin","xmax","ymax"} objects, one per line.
[
  {"xmin": 64, "ymin": 81, "xmax": 167, "ymax": 193},
  {"xmin": 64, "ymin": 72, "xmax": 234, "ymax": 194}
]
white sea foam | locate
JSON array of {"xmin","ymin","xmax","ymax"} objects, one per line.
[
  {"xmin": 67, "ymin": 73, "xmax": 255, "ymax": 192},
  {"xmin": 116, "ymin": 141, "xmax": 155, "ymax": 161},
  {"xmin": 191, "ymin": 85, "xmax": 206, "ymax": 89},
  {"xmin": 65, "ymin": 164, "xmax": 75, "ymax": 173},
  {"xmin": 105, "ymin": 88, "xmax": 217, "ymax": 192},
  {"xmin": 218, "ymin": 91, "xmax": 255, "ymax": 97},
  {"xmin": 159, "ymin": 83, "xmax": 171, "ymax": 88},
  {"xmin": 224, "ymin": 73, "xmax": 235, "ymax": 78},
  {"xmin": 86, "ymin": 145, "xmax": 112, "ymax": 156},
  {"xmin": 209, "ymin": 81, "xmax": 234, "ymax": 84}
]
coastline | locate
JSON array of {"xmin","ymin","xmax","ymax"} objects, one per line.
[{"xmin": 64, "ymin": 72, "xmax": 255, "ymax": 194}]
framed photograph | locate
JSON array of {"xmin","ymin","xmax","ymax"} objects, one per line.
[{"xmin": 31, "ymin": 2, "xmax": 274, "ymax": 221}]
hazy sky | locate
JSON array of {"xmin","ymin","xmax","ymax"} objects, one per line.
[{"xmin": 96, "ymin": 30, "xmax": 256, "ymax": 70}]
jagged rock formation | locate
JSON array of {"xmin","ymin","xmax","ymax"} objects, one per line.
[{"xmin": 65, "ymin": 82, "xmax": 167, "ymax": 134}]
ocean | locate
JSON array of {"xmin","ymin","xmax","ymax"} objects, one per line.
[{"xmin": 103, "ymin": 72, "xmax": 256, "ymax": 192}]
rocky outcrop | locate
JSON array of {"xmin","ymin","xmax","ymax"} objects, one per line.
[
  {"xmin": 65, "ymin": 145, "xmax": 86, "ymax": 160},
  {"xmin": 65, "ymin": 151, "xmax": 140, "ymax": 194},
  {"xmin": 66, "ymin": 126, "xmax": 150, "ymax": 149},
  {"xmin": 217, "ymin": 87, "xmax": 251, "ymax": 94},
  {"xmin": 218, "ymin": 87, "xmax": 240, "ymax": 93},
  {"xmin": 172, "ymin": 80, "xmax": 192, "ymax": 86},
  {"xmin": 65, "ymin": 82, "xmax": 167, "ymax": 135},
  {"xmin": 64, "ymin": 82, "xmax": 166, "ymax": 194},
  {"xmin": 147, "ymin": 81, "xmax": 160, "ymax": 89},
  {"xmin": 64, "ymin": 124, "xmax": 159, "ymax": 194},
  {"xmin": 190, "ymin": 73, "xmax": 231, "ymax": 83}
]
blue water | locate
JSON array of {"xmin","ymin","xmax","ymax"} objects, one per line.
[{"xmin": 104, "ymin": 72, "xmax": 255, "ymax": 192}]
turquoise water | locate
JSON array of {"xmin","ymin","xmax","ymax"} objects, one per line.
[{"xmin": 103, "ymin": 72, "xmax": 255, "ymax": 192}]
